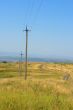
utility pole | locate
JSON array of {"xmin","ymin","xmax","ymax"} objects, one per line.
[
  {"xmin": 23, "ymin": 26, "xmax": 30, "ymax": 80},
  {"xmin": 21, "ymin": 51, "xmax": 23, "ymax": 63},
  {"xmin": 19, "ymin": 51, "xmax": 23, "ymax": 76}
]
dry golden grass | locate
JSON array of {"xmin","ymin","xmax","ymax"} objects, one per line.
[{"xmin": 0, "ymin": 62, "xmax": 73, "ymax": 110}]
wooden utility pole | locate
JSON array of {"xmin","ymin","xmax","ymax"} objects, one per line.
[
  {"xmin": 23, "ymin": 26, "xmax": 30, "ymax": 80},
  {"xmin": 19, "ymin": 51, "xmax": 23, "ymax": 76}
]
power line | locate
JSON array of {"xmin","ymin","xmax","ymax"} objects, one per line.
[
  {"xmin": 27, "ymin": 0, "xmax": 36, "ymax": 25},
  {"xmin": 32, "ymin": 0, "xmax": 44, "ymax": 25},
  {"xmin": 23, "ymin": 0, "xmax": 44, "ymax": 26},
  {"xmin": 23, "ymin": 0, "xmax": 35, "ymax": 25},
  {"xmin": 23, "ymin": 0, "xmax": 32, "ymax": 25}
]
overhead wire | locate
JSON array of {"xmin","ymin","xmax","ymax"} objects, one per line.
[
  {"xmin": 23, "ymin": 0, "xmax": 32, "ymax": 26},
  {"xmin": 32, "ymin": 0, "xmax": 44, "ymax": 25},
  {"xmin": 23, "ymin": 0, "xmax": 44, "ymax": 27},
  {"xmin": 27, "ymin": 0, "xmax": 36, "ymax": 25}
]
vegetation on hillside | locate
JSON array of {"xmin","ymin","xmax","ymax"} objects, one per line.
[{"xmin": 0, "ymin": 62, "xmax": 73, "ymax": 110}]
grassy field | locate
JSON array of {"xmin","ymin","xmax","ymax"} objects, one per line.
[{"xmin": 0, "ymin": 62, "xmax": 73, "ymax": 110}]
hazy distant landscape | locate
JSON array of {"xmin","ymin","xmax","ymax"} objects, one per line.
[{"xmin": 0, "ymin": 56, "xmax": 73, "ymax": 63}]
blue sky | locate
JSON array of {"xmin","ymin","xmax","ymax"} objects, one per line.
[{"xmin": 0, "ymin": 0, "xmax": 73, "ymax": 59}]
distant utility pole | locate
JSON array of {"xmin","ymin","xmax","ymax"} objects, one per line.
[
  {"xmin": 21, "ymin": 51, "xmax": 23, "ymax": 63},
  {"xmin": 19, "ymin": 51, "xmax": 23, "ymax": 76},
  {"xmin": 23, "ymin": 26, "xmax": 31, "ymax": 80}
]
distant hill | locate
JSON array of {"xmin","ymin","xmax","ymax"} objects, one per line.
[{"xmin": 0, "ymin": 56, "xmax": 73, "ymax": 63}]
